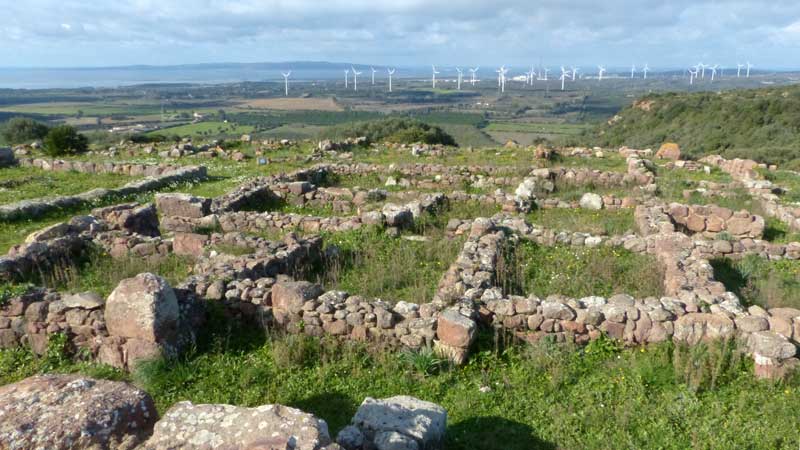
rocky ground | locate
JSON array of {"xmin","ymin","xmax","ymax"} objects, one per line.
[{"xmin": 1, "ymin": 140, "xmax": 800, "ymax": 449}]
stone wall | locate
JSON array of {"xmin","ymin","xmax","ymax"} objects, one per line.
[
  {"xmin": 635, "ymin": 202, "xmax": 765, "ymax": 239},
  {"xmin": 0, "ymin": 165, "xmax": 207, "ymax": 221},
  {"xmin": 16, "ymin": 157, "xmax": 185, "ymax": 177}
]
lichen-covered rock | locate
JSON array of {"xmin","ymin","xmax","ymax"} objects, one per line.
[
  {"xmin": 0, "ymin": 374, "xmax": 157, "ymax": 450},
  {"xmin": 142, "ymin": 401, "xmax": 334, "ymax": 450},
  {"xmin": 579, "ymin": 193, "xmax": 603, "ymax": 210},
  {"xmin": 350, "ymin": 396, "xmax": 447, "ymax": 450},
  {"xmin": 155, "ymin": 193, "xmax": 211, "ymax": 218},
  {"xmin": 272, "ymin": 281, "xmax": 324, "ymax": 314},
  {"xmin": 104, "ymin": 273, "xmax": 180, "ymax": 367}
]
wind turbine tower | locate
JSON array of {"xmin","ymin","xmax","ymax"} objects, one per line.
[
  {"xmin": 496, "ymin": 66, "xmax": 507, "ymax": 93},
  {"xmin": 469, "ymin": 67, "xmax": 479, "ymax": 86},
  {"xmin": 387, "ymin": 68, "xmax": 395, "ymax": 92},
  {"xmin": 371, "ymin": 67, "xmax": 377, "ymax": 85},
  {"xmin": 698, "ymin": 63, "xmax": 706, "ymax": 79},
  {"xmin": 571, "ymin": 66, "xmax": 578, "ymax": 81},
  {"xmin": 432, "ymin": 65, "xmax": 440, "ymax": 89},
  {"xmin": 642, "ymin": 64, "xmax": 650, "ymax": 79},
  {"xmin": 455, "ymin": 68, "xmax": 463, "ymax": 90},
  {"xmin": 688, "ymin": 67, "xmax": 697, "ymax": 85},
  {"xmin": 746, "ymin": 62, "xmax": 753, "ymax": 77},
  {"xmin": 630, "ymin": 64, "xmax": 636, "ymax": 79},
  {"xmin": 344, "ymin": 69, "xmax": 349, "ymax": 89},
  {"xmin": 281, "ymin": 71, "xmax": 291, "ymax": 96},
  {"xmin": 709, "ymin": 65, "xmax": 718, "ymax": 82},
  {"xmin": 560, "ymin": 67, "xmax": 570, "ymax": 90},
  {"xmin": 527, "ymin": 67, "xmax": 536, "ymax": 86},
  {"xmin": 737, "ymin": 63, "xmax": 744, "ymax": 77},
  {"xmin": 597, "ymin": 66, "xmax": 606, "ymax": 81},
  {"xmin": 351, "ymin": 67, "xmax": 362, "ymax": 91}
]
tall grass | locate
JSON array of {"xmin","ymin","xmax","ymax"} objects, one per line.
[{"xmin": 497, "ymin": 241, "xmax": 664, "ymax": 298}]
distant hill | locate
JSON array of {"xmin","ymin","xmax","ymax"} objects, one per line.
[{"xmin": 593, "ymin": 85, "xmax": 800, "ymax": 167}]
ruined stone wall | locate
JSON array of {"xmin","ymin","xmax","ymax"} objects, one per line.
[
  {"xmin": 16, "ymin": 157, "xmax": 185, "ymax": 177},
  {"xmin": 0, "ymin": 165, "xmax": 207, "ymax": 221}
]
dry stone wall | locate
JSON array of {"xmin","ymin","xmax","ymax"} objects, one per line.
[{"xmin": 0, "ymin": 165, "xmax": 207, "ymax": 221}]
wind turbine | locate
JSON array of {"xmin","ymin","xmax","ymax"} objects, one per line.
[
  {"xmin": 642, "ymin": 64, "xmax": 650, "ymax": 79},
  {"xmin": 370, "ymin": 67, "xmax": 377, "ymax": 85},
  {"xmin": 387, "ymin": 68, "xmax": 395, "ymax": 92},
  {"xmin": 526, "ymin": 67, "xmax": 536, "ymax": 86},
  {"xmin": 571, "ymin": 66, "xmax": 578, "ymax": 81},
  {"xmin": 709, "ymin": 64, "xmax": 718, "ymax": 82},
  {"xmin": 746, "ymin": 62, "xmax": 753, "ymax": 77},
  {"xmin": 469, "ymin": 67, "xmax": 479, "ymax": 86},
  {"xmin": 559, "ymin": 66, "xmax": 571, "ymax": 90},
  {"xmin": 431, "ymin": 65, "xmax": 440, "ymax": 89},
  {"xmin": 688, "ymin": 67, "xmax": 697, "ymax": 85},
  {"xmin": 542, "ymin": 68, "xmax": 550, "ymax": 81},
  {"xmin": 281, "ymin": 71, "xmax": 291, "ymax": 96},
  {"xmin": 597, "ymin": 65, "xmax": 606, "ymax": 81},
  {"xmin": 351, "ymin": 66, "xmax": 362, "ymax": 91},
  {"xmin": 455, "ymin": 67, "xmax": 463, "ymax": 90},
  {"xmin": 698, "ymin": 62, "xmax": 706, "ymax": 79},
  {"xmin": 630, "ymin": 64, "xmax": 636, "ymax": 79},
  {"xmin": 344, "ymin": 69, "xmax": 349, "ymax": 89},
  {"xmin": 737, "ymin": 63, "xmax": 744, "ymax": 77},
  {"xmin": 496, "ymin": 66, "xmax": 507, "ymax": 93}
]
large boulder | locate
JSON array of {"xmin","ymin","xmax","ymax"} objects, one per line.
[
  {"xmin": 155, "ymin": 193, "xmax": 210, "ymax": 218},
  {"xmin": 673, "ymin": 313, "xmax": 735, "ymax": 345},
  {"xmin": 142, "ymin": 401, "xmax": 335, "ymax": 450},
  {"xmin": 656, "ymin": 142, "xmax": 681, "ymax": 160},
  {"xmin": 0, "ymin": 374, "xmax": 158, "ymax": 450},
  {"xmin": 272, "ymin": 281, "xmax": 324, "ymax": 315},
  {"xmin": 349, "ymin": 396, "xmax": 447, "ymax": 450},
  {"xmin": 104, "ymin": 273, "xmax": 180, "ymax": 367},
  {"xmin": 382, "ymin": 204, "xmax": 413, "ymax": 228},
  {"xmin": 0, "ymin": 147, "xmax": 15, "ymax": 167},
  {"xmin": 579, "ymin": 193, "xmax": 603, "ymax": 210},
  {"xmin": 92, "ymin": 203, "xmax": 160, "ymax": 236}
]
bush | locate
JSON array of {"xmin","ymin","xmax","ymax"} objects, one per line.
[
  {"xmin": 43, "ymin": 125, "xmax": 89, "ymax": 156},
  {"xmin": 325, "ymin": 117, "xmax": 457, "ymax": 146},
  {"xmin": 1, "ymin": 117, "xmax": 49, "ymax": 144}
]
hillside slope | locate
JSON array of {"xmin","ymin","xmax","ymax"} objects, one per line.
[{"xmin": 595, "ymin": 85, "xmax": 800, "ymax": 167}]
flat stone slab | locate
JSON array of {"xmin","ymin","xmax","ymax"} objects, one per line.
[{"xmin": 0, "ymin": 374, "xmax": 157, "ymax": 450}]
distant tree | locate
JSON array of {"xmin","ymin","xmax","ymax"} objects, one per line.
[
  {"xmin": 1, "ymin": 117, "xmax": 49, "ymax": 144},
  {"xmin": 43, "ymin": 125, "xmax": 89, "ymax": 156}
]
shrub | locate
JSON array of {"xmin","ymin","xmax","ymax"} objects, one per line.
[
  {"xmin": 325, "ymin": 117, "xmax": 457, "ymax": 146},
  {"xmin": 43, "ymin": 125, "xmax": 89, "ymax": 156},
  {"xmin": 1, "ymin": 117, "xmax": 49, "ymax": 144}
]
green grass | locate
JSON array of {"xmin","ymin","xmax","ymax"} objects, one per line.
[
  {"xmin": 33, "ymin": 248, "xmax": 194, "ymax": 298},
  {"xmin": 499, "ymin": 242, "xmax": 664, "ymax": 299},
  {"xmin": 711, "ymin": 255, "xmax": 800, "ymax": 309},
  {"xmin": 762, "ymin": 169, "xmax": 800, "ymax": 205},
  {"xmin": 526, "ymin": 208, "xmax": 635, "ymax": 236},
  {"xmin": 0, "ymin": 167, "xmax": 133, "ymax": 205},
  {"xmin": 316, "ymin": 228, "xmax": 462, "ymax": 304},
  {"xmin": 149, "ymin": 121, "xmax": 254, "ymax": 138},
  {"xmin": 763, "ymin": 218, "xmax": 800, "ymax": 243},
  {"xmin": 485, "ymin": 122, "xmax": 590, "ymax": 135},
  {"xmin": 2, "ymin": 318, "xmax": 798, "ymax": 450}
]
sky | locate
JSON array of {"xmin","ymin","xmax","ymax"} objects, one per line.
[{"xmin": 2, "ymin": 0, "xmax": 800, "ymax": 69}]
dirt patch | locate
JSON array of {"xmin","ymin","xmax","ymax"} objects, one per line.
[
  {"xmin": 633, "ymin": 100, "xmax": 655, "ymax": 111},
  {"xmin": 236, "ymin": 97, "xmax": 343, "ymax": 111}
]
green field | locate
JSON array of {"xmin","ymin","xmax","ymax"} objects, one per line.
[
  {"xmin": 485, "ymin": 122, "xmax": 590, "ymax": 135},
  {"xmin": 0, "ymin": 166, "xmax": 133, "ymax": 205},
  {"xmin": 149, "ymin": 121, "xmax": 255, "ymax": 137}
]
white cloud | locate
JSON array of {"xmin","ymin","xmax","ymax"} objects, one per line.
[{"xmin": 1, "ymin": 0, "xmax": 799, "ymax": 67}]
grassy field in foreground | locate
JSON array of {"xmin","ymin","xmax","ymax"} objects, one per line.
[
  {"xmin": 1, "ymin": 320, "xmax": 798, "ymax": 450},
  {"xmin": 0, "ymin": 167, "xmax": 133, "ymax": 205},
  {"xmin": 527, "ymin": 208, "xmax": 635, "ymax": 236},
  {"xmin": 712, "ymin": 255, "xmax": 800, "ymax": 310},
  {"xmin": 499, "ymin": 242, "xmax": 664, "ymax": 299}
]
